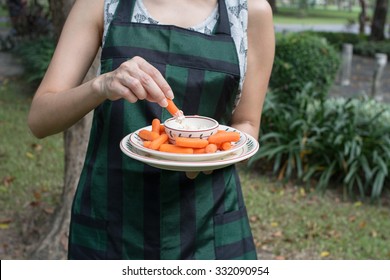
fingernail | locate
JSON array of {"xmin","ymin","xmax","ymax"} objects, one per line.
[
  {"xmin": 161, "ymin": 98, "xmax": 168, "ymax": 107},
  {"xmin": 167, "ymin": 90, "xmax": 174, "ymax": 100}
]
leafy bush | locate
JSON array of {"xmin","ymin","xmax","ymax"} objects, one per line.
[
  {"xmin": 250, "ymin": 85, "xmax": 390, "ymax": 200},
  {"xmin": 14, "ymin": 36, "xmax": 55, "ymax": 83},
  {"xmin": 270, "ymin": 33, "xmax": 340, "ymax": 99},
  {"xmin": 300, "ymin": 31, "xmax": 368, "ymax": 51},
  {"xmin": 301, "ymin": 31, "xmax": 390, "ymax": 58},
  {"xmin": 354, "ymin": 40, "xmax": 390, "ymax": 57}
]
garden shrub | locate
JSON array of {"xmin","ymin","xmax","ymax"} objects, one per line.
[
  {"xmin": 300, "ymin": 31, "xmax": 368, "ymax": 51},
  {"xmin": 301, "ymin": 31, "xmax": 390, "ymax": 58},
  {"xmin": 14, "ymin": 36, "xmax": 55, "ymax": 83},
  {"xmin": 270, "ymin": 32, "xmax": 340, "ymax": 100},
  {"xmin": 354, "ymin": 40, "xmax": 390, "ymax": 57},
  {"xmin": 250, "ymin": 85, "xmax": 390, "ymax": 200}
]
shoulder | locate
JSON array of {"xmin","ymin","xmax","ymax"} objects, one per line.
[
  {"xmin": 246, "ymin": 0, "xmax": 275, "ymax": 66},
  {"xmin": 225, "ymin": 0, "xmax": 271, "ymax": 14},
  {"xmin": 225, "ymin": 0, "xmax": 272, "ymax": 32},
  {"xmin": 246, "ymin": 0, "xmax": 274, "ymax": 45},
  {"xmin": 247, "ymin": 0, "xmax": 273, "ymax": 25},
  {"xmin": 72, "ymin": 0, "xmax": 105, "ymax": 26}
]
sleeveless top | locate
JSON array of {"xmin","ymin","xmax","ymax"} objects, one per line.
[{"xmin": 103, "ymin": 0, "xmax": 248, "ymax": 106}]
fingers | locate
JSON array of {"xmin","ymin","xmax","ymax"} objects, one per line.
[
  {"xmin": 98, "ymin": 56, "xmax": 174, "ymax": 106},
  {"xmin": 121, "ymin": 57, "xmax": 174, "ymax": 106},
  {"xmin": 185, "ymin": 171, "xmax": 199, "ymax": 179},
  {"xmin": 134, "ymin": 57, "xmax": 174, "ymax": 100},
  {"xmin": 185, "ymin": 170, "xmax": 213, "ymax": 179}
]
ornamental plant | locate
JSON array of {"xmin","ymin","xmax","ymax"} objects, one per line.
[
  {"xmin": 250, "ymin": 85, "xmax": 390, "ymax": 200},
  {"xmin": 270, "ymin": 32, "xmax": 340, "ymax": 100}
]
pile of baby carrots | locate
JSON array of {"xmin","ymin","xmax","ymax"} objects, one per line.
[{"xmin": 137, "ymin": 118, "xmax": 240, "ymax": 154}]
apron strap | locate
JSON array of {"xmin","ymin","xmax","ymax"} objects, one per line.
[
  {"xmin": 114, "ymin": 0, "xmax": 232, "ymax": 36},
  {"xmin": 114, "ymin": 0, "xmax": 136, "ymax": 22},
  {"xmin": 215, "ymin": 0, "xmax": 232, "ymax": 36}
]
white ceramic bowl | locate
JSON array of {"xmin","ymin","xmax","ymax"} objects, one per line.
[{"xmin": 164, "ymin": 115, "xmax": 219, "ymax": 143}]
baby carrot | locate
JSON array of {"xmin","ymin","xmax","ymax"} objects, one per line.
[
  {"xmin": 159, "ymin": 144, "xmax": 194, "ymax": 154},
  {"xmin": 175, "ymin": 137, "xmax": 209, "ymax": 149},
  {"xmin": 143, "ymin": 141, "xmax": 151, "ymax": 148},
  {"xmin": 152, "ymin": 118, "xmax": 161, "ymax": 134},
  {"xmin": 221, "ymin": 142, "xmax": 232, "ymax": 151},
  {"xmin": 205, "ymin": 143, "xmax": 218, "ymax": 153},
  {"xmin": 159, "ymin": 124, "xmax": 165, "ymax": 134},
  {"xmin": 193, "ymin": 148, "xmax": 206, "ymax": 154},
  {"xmin": 149, "ymin": 133, "xmax": 169, "ymax": 150},
  {"xmin": 208, "ymin": 131, "xmax": 240, "ymax": 144},
  {"xmin": 166, "ymin": 99, "xmax": 180, "ymax": 116},
  {"xmin": 139, "ymin": 129, "xmax": 159, "ymax": 141}
]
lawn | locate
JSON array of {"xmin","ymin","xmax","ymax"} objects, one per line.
[
  {"xmin": 240, "ymin": 168, "xmax": 390, "ymax": 260},
  {"xmin": 1, "ymin": 73, "xmax": 389, "ymax": 260},
  {"xmin": 0, "ymin": 78, "xmax": 64, "ymax": 211},
  {"xmin": 273, "ymin": 6, "xmax": 363, "ymax": 25}
]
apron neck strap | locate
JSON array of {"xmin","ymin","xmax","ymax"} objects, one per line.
[
  {"xmin": 215, "ymin": 0, "xmax": 231, "ymax": 36},
  {"xmin": 115, "ymin": 0, "xmax": 136, "ymax": 22},
  {"xmin": 114, "ymin": 0, "xmax": 231, "ymax": 36}
]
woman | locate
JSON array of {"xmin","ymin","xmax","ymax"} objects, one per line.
[{"xmin": 28, "ymin": 0, "xmax": 274, "ymax": 260}]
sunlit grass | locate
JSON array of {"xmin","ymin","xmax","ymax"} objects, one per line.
[
  {"xmin": 273, "ymin": 6, "xmax": 362, "ymax": 25},
  {"xmin": 239, "ymin": 167, "xmax": 390, "ymax": 260},
  {"xmin": 0, "ymin": 78, "xmax": 64, "ymax": 216}
]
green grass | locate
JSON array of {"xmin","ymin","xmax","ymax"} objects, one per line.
[
  {"xmin": 0, "ymin": 77, "xmax": 64, "ymax": 218},
  {"xmin": 1, "ymin": 76, "xmax": 390, "ymax": 260},
  {"xmin": 273, "ymin": 6, "xmax": 362, "ymax": 25},
  {"xmin": 240, "ymin": 167, "xmax": 390, "ymax": 260},
  {"xmin": 0, "ymin": 5, "xmax": 10, "ymax": 28},
  {"xmin": 0, "ymin": 5, "xmax": 7, "ymax": 17}
]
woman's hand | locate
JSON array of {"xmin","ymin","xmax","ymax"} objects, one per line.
[
  {"xmin": 185, "ymin": 170, "xmax": 213, "ymax": 179},
  {"xmin": 95, "ymin": 56, "xmax": 174, "ymax": 107}
]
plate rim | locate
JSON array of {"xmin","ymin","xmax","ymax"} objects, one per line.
[
  {"xmin": 129, "ymin": 124, "xmax": 248, "ymax": 162},
  {"xmin": 120, "ymin": 132, "xmax": 259, "ymax": 171}
]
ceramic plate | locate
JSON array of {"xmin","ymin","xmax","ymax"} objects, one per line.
[
  {"xmin": 129, "ymin": 125, "xmax": 248, "ymax": 162},
  {"xmin": 120, "ymin": 133, "xmax": 259, "ymax": 172}
]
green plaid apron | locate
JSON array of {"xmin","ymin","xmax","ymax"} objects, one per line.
[{"xmin": 68, "ymin": 0, "xmax": 256, "ymax": 260}]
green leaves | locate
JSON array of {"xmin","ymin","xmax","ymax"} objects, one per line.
[
  {"xmin": 13, "ymin": 36, "xmax": 55, "ymax": 84},
  {"xmin": 270, "ymin": 33, "xmax": 341, "ymax": 99},
  {"xmin": 250, "ymin": 88, "xmax": 390, "ymax": 200}
]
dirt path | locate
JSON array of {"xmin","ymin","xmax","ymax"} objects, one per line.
[
  {"xmin": 330, "ymin": 55, "xmax": 390, "ymax": 103},
  {"xmin": 0, "ymin": 51, "xmax": 24, "ymax": 82}
]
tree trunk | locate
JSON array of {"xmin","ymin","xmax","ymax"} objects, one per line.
[
  {"xmin": 4, "ymin": 0, "xmax": 27, "ymax": 34},
  {"xmin": 358, "ymin": 0, "xmax": 367, "ymax": 35},
  {"xmin": 29, "ymin": 0, "xmax": 99, "ymax": 259},
  {"xmin": 29, "ymin": 113, "xmax": 93, "ymax": 259},
  {"xmin": 370, "ymin": 0, "xmax": 389, "ymax": 41},
  {"xmin": 47, "ymin": 0, "xmax": 75, "ymax": 37}
]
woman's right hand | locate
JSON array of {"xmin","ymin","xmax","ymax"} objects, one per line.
[{"xmin": 94, "ymin": 56, "xmax": 174, "ymax": 107}]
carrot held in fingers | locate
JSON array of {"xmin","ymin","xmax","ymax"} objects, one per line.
[
  {"xmin": 166, "ymin": 99, "xmax": 184, "ymax": 119},
  {"xmin": 138, "ymin": 129, "xmax": 159, "ymax": 141},
  {"xmin": 149, "ymin": 133, "xmax": 169, "ymax": 150},
  {"xmin": 208, "ymin": 131, "xmax": 240, "ymax": 144},
  {"xmin": 175, "ymin": 137, "xmax": 209, "ymax": 149},
  {"xmin": 166, "ymin": 99, "xmax": 180, "ymax": 116},
  {"xmin": 159, "ymin": 144, "xmax": 194, "ymax": 154}
]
